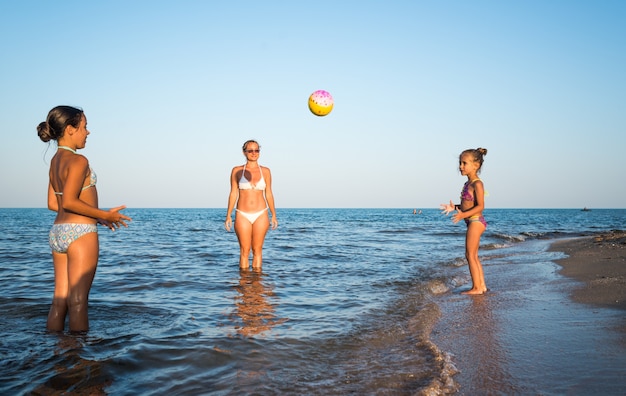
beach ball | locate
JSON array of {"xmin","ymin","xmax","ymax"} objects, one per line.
[{"xmin": 308, "ymin": 90, "xmax": 334, "ymax": 116}]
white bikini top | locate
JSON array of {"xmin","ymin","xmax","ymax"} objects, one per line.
[{"xmin": 238, "ymin": 164, "xmax": 266, "ymax": 190}]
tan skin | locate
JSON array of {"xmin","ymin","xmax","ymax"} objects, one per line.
[
  {"xmin": 225, "ymin": 142, "xmax": 278, "ymax": 270},
  {"xmin": 440, "ymin": 153, "xmax": 487, "ymax": 295},
  {"xmin": 46, "ymin": 114, "xmax": 131, "ymax": 332}
]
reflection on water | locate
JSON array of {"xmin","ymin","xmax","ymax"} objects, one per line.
[
  {"xmin": 433, "ymin": 293, "xmax": 519, "ymax": 395},
  {"xmin": 463, "ymin": 296, "xmax": 514, "ymax": 393},
  {"xmin": 30, "ymin": 334, "xmax": 110, "ymax": 395},
  {"xmin": 231, "ymin": 270, "xmax": 287, "ymax": 337}
]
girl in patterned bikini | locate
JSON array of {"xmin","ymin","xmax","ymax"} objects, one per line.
[
  {"xmin": 440, "ymin": 148, "xmax": 488, "ymax": 295},
  {"xmin": 225, "ymin": 140, "xmax": 278, "ymax": 271},
  {"xmin": 37, "ymin": 106, "xmax": 131, "ymax": 332}
]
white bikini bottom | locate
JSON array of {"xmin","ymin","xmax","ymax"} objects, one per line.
[{"xmin": 236, "ymin": 208, "xmax": 268, "ymax": 224}]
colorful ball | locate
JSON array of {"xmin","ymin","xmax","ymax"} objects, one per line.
[{"xmin": 308, "ymin": 90, "xmax": 334, "ymax": 116}]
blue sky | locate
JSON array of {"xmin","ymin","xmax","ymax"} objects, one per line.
[{"xmin": 1, "ymin": 1, "xmax": 624, "ymax": 208}]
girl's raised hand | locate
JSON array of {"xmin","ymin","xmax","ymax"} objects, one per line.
[
  {"xmin": 451, "ymin": 209, "xmax": 463, "ymax": 224},
  {"xmin": 440, "ymin": 200, "xmax": 455, "ymax": 216}
]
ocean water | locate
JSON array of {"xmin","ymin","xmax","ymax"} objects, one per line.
[{"xmin": 0, "ymin": 208, "xmax": 624, "ymax": 395}]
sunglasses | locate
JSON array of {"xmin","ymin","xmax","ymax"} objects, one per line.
[{"xmin": 245, "ymin": 149, "xmax": 260, "ymax": 153}]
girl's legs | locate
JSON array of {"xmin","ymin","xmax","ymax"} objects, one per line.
[
  {"xmin": 462, "ymin": 222, "xmax": 487, "ymax": 295},
  {"xmin": 66, "ymin": 232, "xmax": 99, "ymax": 332},
  {"xmin": 47, "ymin": 232, "xmax": 99, "ymax": 332},
  {"xmin": 47, "ymin": 252, "xmax": 70, "ymax": 331}
]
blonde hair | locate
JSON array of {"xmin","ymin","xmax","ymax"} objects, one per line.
[{"xmin": 242, "ymin": 139, "xmax": 260, "ymax": 151}]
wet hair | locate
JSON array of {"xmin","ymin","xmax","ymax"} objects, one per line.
[
  {"xmin": 242, "ymin": 139, "xmax": 260, "ymax": 151},
  {"xmin": 37, "ymin": 106, "xmax": 84, "ymax": 143},
  {"xmin": 460, "ymin": 147, "xmax": 488, "ymax": 171}
]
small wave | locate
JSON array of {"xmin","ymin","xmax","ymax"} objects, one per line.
[
  {"xmin": 449, "ymin": 275, "xmax": 470, "ymax": 288},
  {"xmin": 520, "ymin": 231, "xmax": 546, "ymax": 238},
  {"xmin": 434, "ymin": 257, "xmax": 467, "ymax": 269},
  {"xmin": 482, "ymin": 243, "xmax": 510, "ymax": 250},
  {"xmin": 419, "ymin": 347, "xmax": 460, "ymax": 395},
  {"xmin": 451, "ymin": 257, "xmax": 466, "ymax": 267},
  {"xmin": 493, "ymin": 233, "xmax": 527, "ymax": 242},
  {"xmin": 426, "ymin": 279, "xmax": 450, "ymax": 295},
  {"xmin": 377, "ymin": 228, "xmax": 415, "ymax": 234}
]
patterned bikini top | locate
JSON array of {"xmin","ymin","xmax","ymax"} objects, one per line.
[{"xmin": 460, "ymin": 178, "xmax": 481, "ymax": 202}]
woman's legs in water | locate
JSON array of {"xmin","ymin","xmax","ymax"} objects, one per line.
[
  {"xmin": 47, "ymin": 232, "xmax": 99, "ymax": 332},
  {"xmin": 235, "ymin": 212, "xmax": 269, "ymax": 270},
  {"xmin": 463, "ymin": 221, "xmax": 487, "ymax": 295},
  {"xmin": 250, "ymin": 215, "xmax": 269, "ymax": 270}
]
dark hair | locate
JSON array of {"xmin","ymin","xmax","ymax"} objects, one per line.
[
  {"xmin": 37, "ymin": 106, "xmax": 84, "ymax": 143},
  {"xmin": 242, "ymin": 139, "xmax": 260, "ymax": 151},
  {"xmin": 460, "ymin": 147, "xmax": 488, "ymax": 170}
]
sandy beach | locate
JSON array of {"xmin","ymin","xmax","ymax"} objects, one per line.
[
  {"xmin": 431, "ymin": 231, "xmax": 626, "ymax": 395},
  {"xmin": 551, "ymin": 231, "xmax": 626, "ymax": 312}
]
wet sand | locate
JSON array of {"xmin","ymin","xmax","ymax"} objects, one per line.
[
  {"xmin": 431, "ymin": 232, "xmax": 626, "ymax": 395},
  {"xmin": 551, "ymin": 231, "xmax": 626, "ymax": 311}
]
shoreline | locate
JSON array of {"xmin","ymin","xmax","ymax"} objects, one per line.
[
  {"xmin": 550, "ymin": 231, "xmax": 626, "ymax": 311},
  {"xmin": 430, "ymin": 230, "xmax": 626, "ymax": 394}
]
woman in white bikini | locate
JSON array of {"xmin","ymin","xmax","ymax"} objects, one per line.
[
  {"xmin": 37, "ymin": 105, "xmax": 131, "ymax": 332},
  {"xmin": 225, "ymin": 140, "xmax": 278, "ymax": 270}
]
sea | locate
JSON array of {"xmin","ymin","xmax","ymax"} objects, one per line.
[{"xmin": 0, "ymin": 208, "xmax": 624, "ymax": 395}]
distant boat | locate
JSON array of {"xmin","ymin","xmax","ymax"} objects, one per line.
[{"xmin": 581, "ymin": 207, "xmax": 591, "ymax": 211}]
